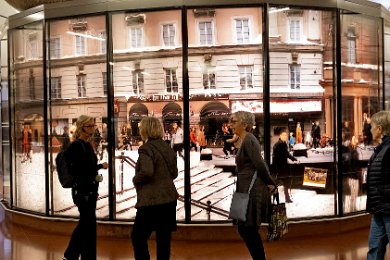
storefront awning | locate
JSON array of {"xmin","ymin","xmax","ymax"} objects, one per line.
[
  {"xmin": 129, "ymin": 103, "xmax": 148, "ymax": 120},
  {"xmin": 200, "ymin": 101, "xmax": 230, "ymax": 118},
  {"xmin": 24, "ymin": 113, "xmax": 43, "ymax": 122},
  {"xmin": 162, "ymin": 102, "xmax": 182, "ymax": 120}
]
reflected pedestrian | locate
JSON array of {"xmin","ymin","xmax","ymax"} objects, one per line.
[
  {"xmin": 61, "ymin": 125, "xmax": 71, "ymax": 151},
  {"xmin": 363, "ymin": 113, "xmax": 373, "ymax": 146},
  {"xmin": 172, "ymin": 122, "xmax": 184, "ymax": 158},
  {"xmin": 190, "ymin": 127, "xmax": 198, "ymax": 151},
  {"xmin": 22, "ymin": 124, "xmax": 32, "ymax": 163},
  {"xmin": 221, "ymin": 123, "xmax": 233, "ymax": 159}
]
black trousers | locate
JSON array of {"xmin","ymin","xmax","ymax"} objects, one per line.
[
  {"xmin": 173, "ymin": 143, "xmax": 184, "ymax": 158},
  {"xmin": 131, "ymin": 202, "xmax": 177, "ymax": 260},
  {"xmin": 223, "ymin": 141, "xmax": 232, "ymax": 156},
  {"xmin": 238, "ymin": 225, "xmax": 266, "ymax": 260},
  {"xmin": 131, "ymin": 226, "xmax": 172, "ymax": 260},
  {"xmin": 64, "ymin": 193, "xmax": 97, "ymax": 260},
  {"xmin": 190, "ymin": 142, "xmax": 198, "ymax": 151}
]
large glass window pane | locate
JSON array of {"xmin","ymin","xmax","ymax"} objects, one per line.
[
  {"xmin": 10, "ymin": 21, "xmax": 45, "ymax": 212},
  {"xmin": 1, "ymin": 37, "xmax": 10, "ymax": 203},
  {"xmin": 269, "ymin": 8, "xmax": 336, "ymax": 218},
  {"xmin": 385, "ymin": 21, "xmax": 390, "ymax": 111},
  {"xmin": 188, "ymin": 7, "xmax": 263, "ymax": 221},
  {"xmin": 48, "ymin": 15, "xmax": 108, "ymax": 218},
  {"xmin": 112, "ymin": 10, "xmax": 183, "ymax": 220},
  {"xmin": 340, "ymin": 12, "xmax": 383, "ymax": 214}
]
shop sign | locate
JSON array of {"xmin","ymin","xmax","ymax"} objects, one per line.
[{"xmin": 231, "ymin": 100, "xmax": 322, "ymax": 113}]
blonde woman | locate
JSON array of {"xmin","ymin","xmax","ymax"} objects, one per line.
[
  {"xmin": 63, "ymin": 115, "xmax": 108, "ymax": 260},
  {"xmin": 132, "ymin": 116, "xmax": 178, "ymax": 260},
  {"xmin": 230, "ymin": 111, "xmax": 276, "ymax": 259}
]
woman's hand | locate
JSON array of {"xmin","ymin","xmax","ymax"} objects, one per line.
[
  {"xmin": 102, "ymin": 162, "xmax": 108, "ymax": 169},
  {"xmin": 268, "ymin": 185, "xmax": 278, "ymax": 194}
]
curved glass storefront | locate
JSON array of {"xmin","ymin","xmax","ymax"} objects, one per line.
[{"xmin": 2, "ymin": 0, "xmax": 389, "ymax": 223}]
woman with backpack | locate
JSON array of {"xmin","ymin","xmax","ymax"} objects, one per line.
[{"xmin": 63, "ymin": 115, "xmax": 108, "ymax": 260}]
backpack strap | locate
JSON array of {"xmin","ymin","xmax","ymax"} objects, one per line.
[{"xmin": 74, "ymin": 139, "xmax": 87, "ymax": 154}]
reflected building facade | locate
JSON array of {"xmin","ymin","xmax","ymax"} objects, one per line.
[{"xmin": 2, "ymin": 0, "xmax": 390, "ymax": 223}]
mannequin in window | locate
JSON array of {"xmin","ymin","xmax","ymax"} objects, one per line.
[{"xmin": 296, "ymin": 122, "xmax": 303, "ymax": 144}]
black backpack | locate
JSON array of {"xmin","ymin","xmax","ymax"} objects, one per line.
[{"xmin": 55, "ymin": 140, "xmax": 85, "ymax": 188}]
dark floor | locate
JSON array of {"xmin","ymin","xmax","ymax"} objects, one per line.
[{"xmin": 0, "ymin": 203, "xmax": 388, "ymax": 260}]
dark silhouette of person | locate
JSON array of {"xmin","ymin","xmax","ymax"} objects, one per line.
[
  {"xmin": 363, "ymin": 113, "xmax": 373, "ymax": 145},
  {"xmin": 92, "ymin": 127, "xmax": 102, "ymax": 153},
  {"xmin": 61, "ymin": 125, "xmax": 71, "ymax": 151},
  {"xmin": 221, "ymin": 123, "xmax": 233, "ymax": 158},
  {"xmin": 342, "ymin": 121, "xmax": 352, "ymax": 142},
  {"xmin": 312, "ymin": 121, "xmax": 321, "ymax": 148},
  {"xmin": 22, "ymin": 124, "xmax": 32, "ymax": 162},
  {"xmin": 272, "ymin": 128, "xmax": 298, "ymax": 203}
]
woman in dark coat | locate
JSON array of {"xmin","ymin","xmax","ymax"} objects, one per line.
[
  {"xmin": 131, "ymin": 116, "xmax": 178, "ymax": 260},
  {"xmin": 63, "ymin": 115, "xmax": 108, "ymax": 260},
  {"xmin": 230, "ymin": 111, "xmax": 277, "ymax": 260},
  {"xmin": 272, "ymin": 129, "xmax": 298, "ymax": 203}
]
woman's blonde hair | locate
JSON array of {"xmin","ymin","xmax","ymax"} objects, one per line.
[
  {"xmin": 371, "ymin": 111, "xmax": 390, "ymax": 136},
  {"xmin": 232, "ymin": 111, "xmax": 255, "ymax": 132},
  {"xmin": 74, "ymin": 115, "xmax": 94, "ymax": 139},
  {"xmin": 139, "ymin": 116, "xmax": 164, "ymax": 140}
]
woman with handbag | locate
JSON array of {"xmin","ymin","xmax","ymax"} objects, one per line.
[
  {"xmin": 131, "ymin": 116, "xmax": 178, "ymax": 260},
  {"xmin": 230, "ymin": 111, "xmax": 277, "ymax": 260}
]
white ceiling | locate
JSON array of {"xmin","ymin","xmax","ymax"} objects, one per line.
[
  {"xmin": 0, "ymin": 0, "xmax": 388, "ymax": 20},
  {"xmin": 0, "ymin": 0, "xmax": 387, "ymax": 39},
  {"xmin": 0, "ymin": 0, "xmax": 18, "ymax": 18},
  {"xmin": 0, "ymin": 0, "xmax": 17, "ymax": 40},
  {"xmin": 370, "ymin": 0, "xmax": 390, "ymax": 9}
]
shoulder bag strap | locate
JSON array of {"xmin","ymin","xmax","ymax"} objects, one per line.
[{"xmin": 247, "ymin": 171, "xmax": 257, "ymax": 194}]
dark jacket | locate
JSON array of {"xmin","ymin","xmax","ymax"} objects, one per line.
[
  {"xmin": 235, "ymin": 133, "xmax": 276, "ymax": 226},
  {"xmin": 272, "ymin": 139, "xmax": 297, "ymax": 176},
  {"xmin": 133, "ymin": 138, "xmax": 178, "ymax": 208},
  {"xmin": 366, "ymin": 136, "xmax": 390, "ymax": 215},
  {"xmin": 66, "ymin": 139, "xmax": 103, "ymax": 195},
  {"xmin": 61, "ymin": 132, "xmax": 71, "ymax": 151}
]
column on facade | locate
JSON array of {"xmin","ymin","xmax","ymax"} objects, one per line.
[
  {"xmin": 325, "ymin": 97, "xmax": 333, "ymax": 138},
  {"xmin": 354, "ymin": 96, "xmax": 362, "ymax": 137}
]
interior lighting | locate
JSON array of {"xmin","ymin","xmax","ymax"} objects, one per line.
[
  {"xmin": 269, "ymin": 7, "xmax": 290, "ymax": 14},
  {"xmin": 66, "ymin": 31, "xmax": 105, "ymax": 41}
]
